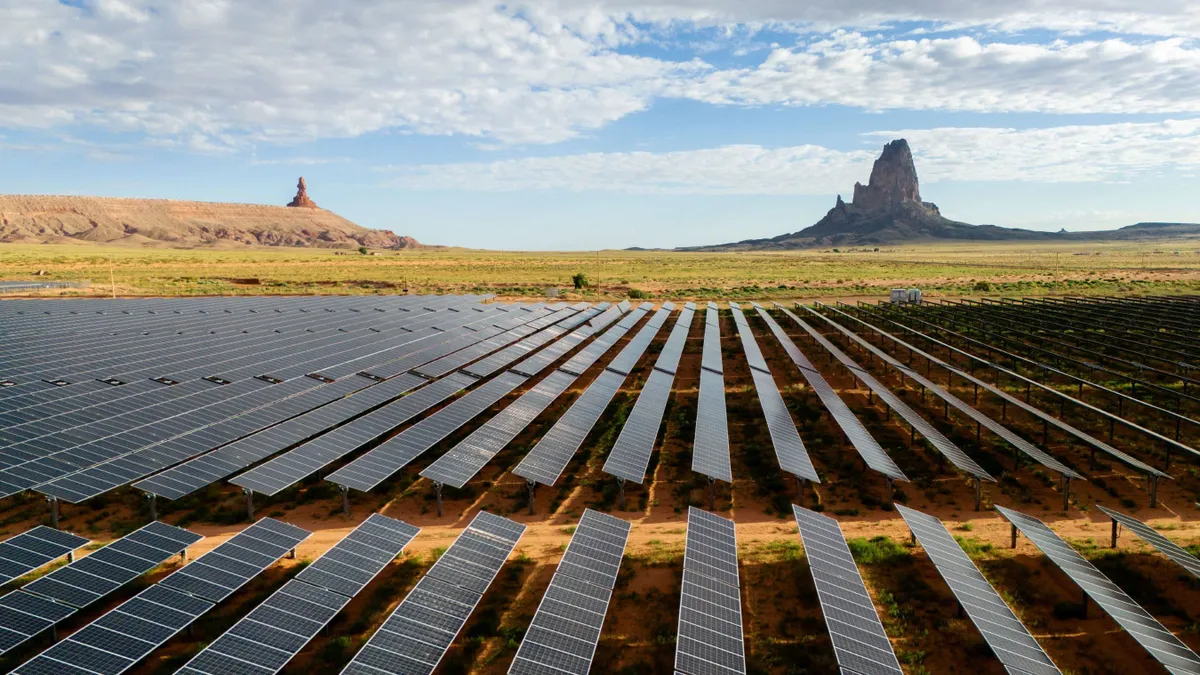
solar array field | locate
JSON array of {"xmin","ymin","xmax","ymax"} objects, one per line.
[{"xmin": 0, "ymin": 293, "xmax": 1198, "ymax": 674}]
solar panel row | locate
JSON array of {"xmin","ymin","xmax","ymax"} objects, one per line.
[
  {"xmin": 675, "ymin": 507, "xmax": 746, "ymax": 675},
  {"xmin": 179, "ymin": 514, "xmax": 419, "ymax": 675},
  {"xmin": 509, "ymin": 509, "xmax": 631, "ymax": 675},
  {"xmin": 0, "ymin": 526, "xmax": 89, "ymax": 585},
  {"xmin": 729, "ymin": 304, "xmax": 819, "ymax": 483},
  {"xmin": 1095, "ymin": 504, "xmax": 1200, "ymax": 579},
  {"xmin": 515, "ymin": 304, "xmax": 673, "ymax": 486},
  {"xmin": 781, "ymin": 304, "xmax": 995, "ymax": 483},
  {"xmin": 603, "ymin": 303, "xmax": 696, "ymax": 484},
  {"xmin": 341, "ymin": 511, "xmax": 525, "ymax": 675},
  {"xmin": 753, "ymin": 305, "xmax": 907, "ymax": 482},
  {"xmin": 421, "ymin": 303, "xmax": 645, "ymax": 490},
  {"xmin": 692, "ymin": 303, "xmax": 732, "ymax": 484},
  {"xmin": 808, "ymin": 304, "xmax": 1082, "ymax": 480},
  {"xmin": 792, "ymin": 505, "xmax": 903, "ymax": 675},
  {"xmin": 895, "ymin": 504, "xmax": 1060, "ymax": 675},
  {"xmin": 12, "ymin": 518, "xmax": 310, "ymax": 675},
  {"xmin": 846, "ymin": 303, "xmax": 1170, "ymax": 480},
  {"xmin": 0, "ymin": 522, "xmax": 201, "ymax": 656},
  {"xmin": 997, "ymin": 505, "xmax": 1200, "ymax": 674}
]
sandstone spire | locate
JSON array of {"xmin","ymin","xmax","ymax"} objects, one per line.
[
  {"xmin": 849, "ymin": 139, "xmax": 921, "ymax": 213},
  {"xmin": 287, "ymin": 176, "xmax": 318, "ymax": 208}
]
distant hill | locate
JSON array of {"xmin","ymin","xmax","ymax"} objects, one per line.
[
  {"xmin": 0, "ymin": 185, "xmax": 419, "ymax": 249},
  {"xmin": 681, "ymin": 139, "xmax": 1200, "ymax": 251}
]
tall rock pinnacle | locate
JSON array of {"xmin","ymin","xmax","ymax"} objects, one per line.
[
  {"xmin": 849, "ymin": 139, "xmax": 921, "ymax": 213},
  {"xmin": 287, "ymin": 176, "xmax": 318, "ymax": 208}
]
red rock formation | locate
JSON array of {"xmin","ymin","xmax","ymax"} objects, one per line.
[{"xmin": 287, "ymin": 177, "xmax": 318, "ymax": 208}]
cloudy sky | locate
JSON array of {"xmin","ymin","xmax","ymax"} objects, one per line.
[{"xmin": 2, "ymin": 1, "xmax": 1199, "ymax": 249}]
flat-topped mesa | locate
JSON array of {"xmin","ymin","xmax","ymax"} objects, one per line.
[
  {"xmin": 848, "ymin": 139, "xmax": 922, "ymax": 213},
  {"xmin": 287, "ymin": 176, "xmax": 318, "ymax": 208}
]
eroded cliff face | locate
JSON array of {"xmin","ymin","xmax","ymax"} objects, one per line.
[
  {"xmin": 849, "ymin": 139, "xmax": 923, "ymax": 212},
  {"xmin": 0, "ymin": 195, "xmax": 420, "ymax": 249}
]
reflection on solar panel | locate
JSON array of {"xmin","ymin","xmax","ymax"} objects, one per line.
[
  {"xmin": 603, "ymin": 303, "xmax": 695, "ymax": 483},
  {"xmin": 782, "ymin": 304, "xmax": 995, "ymax": 484},
  {"xmin": 807, "ymin": 304, "xmax": 1082, "ymax": 481},
  {"xmin": 792, "ymin": 505, "xmax": 903, "ymax": 675},
  {"xmin": 693, "ymin": 303, "xmax": 732, "ymax": 484},
  {"xmin": 515, "ymin": 304, "xmax": 672, "ymax": 486},
  {"xmin": 341, "ymin": 511, "xmax": 526, "ymax": 675},
  {"xmin": 895, "ymin": 505, "xmax": 1060, "ymax": 675},
  {"xmin": 12, "ymin": 518, "xmax": 309, "ymax": 675},
  {"xmin": 728, "ymin": 305, "xmax": 819, "ymax": 482},
  {"xmin": 232, "ymin": 373, "xmax": 477, "ymax": 496},
  {"xmin": 675, "ymin": 507, "xmax": 745, "ymax": 675},
  {"xmin": 0, "ymin": 526, "xmax": 89, "ymax": 585},
  {"xmin": 996, "ymin": 505, "xmax": 1200, "ymax": 674},
  {"xmin": 178, "ymin": 514, "xmax": 418, "ymax": 675},
  {"xmin": 1095, "ymin": 504, "xmax": 1200, "ymax": 579},
  {"xmin": 509, "ymin": 509, "xmax": 631, "ymax": 675},
  {"xmin": 0, "ymin": 522, "xmax": 200, "ymax": 656},
  {"xmin": 754, "ymin": 306, "xmax": 907, "ymax": 482}
]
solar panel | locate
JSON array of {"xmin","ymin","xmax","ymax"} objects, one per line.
[
  {"xmin": 692, "ymin": 306, "xmax": 732, "ymax": 484},
  {"xmin": 328, "ymin": 371, "xmax": 528, "ymax": 492},
  {"xmin": 515, "ymin": 306, "xmax": 672, "ymax": 486},
  {"xmin": 231, "ymin": 373, "xmax": 477, "ymax": 496},
  {"xmin": 808, "ymin": 304, "xmax": 1082, "ymax": 480},
  {"xmin": 12, "ymin": 518, "xmax": 309, "ymax": 675},
  {"xmin": 848, "ymin": 303, "xmax": 1169, "ymax": 481},
  {"xmin": 422, "ymin": 305, "xmax": 649, "ymax": 490},
  {"xmin": 0, "ymin": 526, "xmax": 89, "ymax": 585},
  {"xmin": 135, "ymin": 373, "xmax": 427, "ymax": 500},
  {"xmin": 755, "ymin": 306, "xmax": 908, "ymax": 482},
  {"xmin": 784, "ymin": 304, "xmax": 995, "ymax": 483},
  {"xmin": 792, "ymin": 505, "xmax": 903, "ymax": 675},
  {"xmin": 510, "ymin": 509, "xmax": 631, "ymax": 675},
  {"xmin": 996, "ymin": 505, "xmax": 1200, "ymax": 674},
  {"xmin": 675, "ymin": 507, "xmax": 745, "ymax": 675},
  {"xmin": 728, "ymin": 305, "xmax": 819, "ymax": 482},
  {"xmin": 603, "ymin": 304, "xmax": 696, "ymax": 484},
  {"xmin": 0, "ymin": 522, "xmax": 201, "ymax": 656},
  {"xmin": 178, "ymin": 514, "xmax": 418, "ymax": 675},
  {"xmin": 895, "ymin": 504, "xmax": 1060, "ymax": 675},
  {"xmin": 341, "ymin": 511, "xmax": 525, "ymax": 675},
  {"xmin": 1094, "ymin": 504, "xmax": 1200, "ymax": 579}
]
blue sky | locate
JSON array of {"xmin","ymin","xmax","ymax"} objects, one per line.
[{"xmin": 1, "ymin": 1, "xmax": 1199, "ymax": 250}]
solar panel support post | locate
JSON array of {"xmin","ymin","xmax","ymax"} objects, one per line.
[
  {"xmin": 1110, "ymin": 519, "xmax": 1119, "ymax": 548},
  {"xmin": 1149, "ymin": 475, "xmax": 1159, "ymax": 508},
  {"xmin": 617, "ymin": 478, "xmax": 626, "ymax": 511},
  {"xmin": 46, "ymin": 496, "xmax": 59, "ymax": 529},
  {"xmin": 433, "ymin": 481, "xmax": 443, "ymax": 517},
  {"xmin": 1010, "ymin": 522, "xmax": 1018, "ymax": 549},
  {"xmin": 146, "ymin": 492, "xmax": 157, "ymax": 521},
  {"xmin": 1061, "ymin": 476, "xmax": 1071, "ymax": 511},
  {"xmin": 708, "ymin": 476, "xmax": 717, "ymax": 511},
  {"xmin": 973, "ymin": 477, "xmax": 982, "ymax": 512},
  {"xmin": 526, "ymin": 480, "xmax": 536, "ymax": 515},
  {"xmin": 341, "ymin": 485, "xmax": 350, "ymax": 517},
  {"xmin": 243, "ymin": 487, "xmax": 254, "ymax": 521}
]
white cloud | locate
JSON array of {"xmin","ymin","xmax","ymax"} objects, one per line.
[
  {"xmin": 388, "ymin": 119, "xmax": 1200, "ymax": 193},
  {"xmin": 672, "ymin": 33, "xmax": 1200, "ymax": 114},
  {"xmin": 2, "ymin": 2, "xmax": 1200, "ymax": 151}
]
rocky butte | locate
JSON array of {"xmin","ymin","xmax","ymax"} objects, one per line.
[
  {"xmin": 679, "ymin": 138, "xmax": 1200, "ymax": 250},
  {"xmin": 0, "ymin": 177, "xmax": 421, "ymax": 248}
]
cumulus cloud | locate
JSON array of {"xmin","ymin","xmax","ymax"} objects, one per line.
[
  {"xmin": 672, "ymin": 33, "xmax": 1200, "ymax": 114},
  {"xmin": 388, "ymin": 120, "xmax": 1200, "ymax": 193},
  {"xmin": 1, "ymin": 2, "xmax": 1199, "ymax": 151}
]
